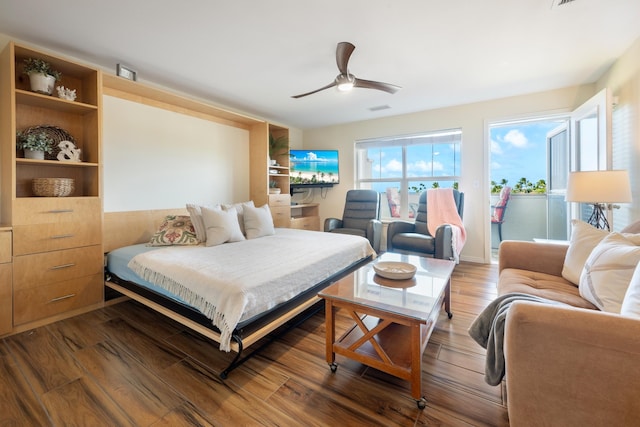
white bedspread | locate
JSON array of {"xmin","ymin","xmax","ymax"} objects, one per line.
[{"xmin": 128, "ymin": 228, "xmax": 375, "ymax": 351}]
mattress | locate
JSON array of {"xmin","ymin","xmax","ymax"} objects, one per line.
[
  {"xmin": 107, "ymin": 228, "xmax": 375, "ymax": 351},
  {"xmin": 107, "ymin": 243, "xmax": 191, "ymax": 306}
]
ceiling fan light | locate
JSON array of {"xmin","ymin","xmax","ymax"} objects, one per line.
[
  {"xmin": 335, "ymin": 73, "xmax": 354, "ymax": 92},
  {"xmin": 337, "ymin": 81, "xmax": 354, "ymax": 91}
]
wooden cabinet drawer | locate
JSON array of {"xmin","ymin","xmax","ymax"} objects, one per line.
[
  {"xmin": 291, "ymin": 216, "xmax": 320, "ymax": 231},
  {"xmin": 0, "ymin": 231, "xmax": 11, "ymax": 263},
  {"xmin": 13, "ymin": 220, "xmax": 101, "ymax": 255},
  {"xmin": 13, "ymin": 198, "xmax": 101, "ymax": 226},
  {"xmin": 0, "ymin": 264, "xmax": 12, "ymax": 335},
  {"xmin": 270, "ymin": 206, "xmax": 291, "ymax": 228},
  {"xmin": 13, "ymin": 245, "xmax": 103, "ymax": 291},
  {"xmin": 13, "ymin": 273, "xmax": 103, "ymax": 325},
  {"xmin": 268, "ymin": 194, "xmax": 291, "ymax": 207}
]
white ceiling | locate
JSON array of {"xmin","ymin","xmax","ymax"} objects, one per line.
[{"xmin": 1, "ymin": 0, "xmax": 639, "ymax": 130}]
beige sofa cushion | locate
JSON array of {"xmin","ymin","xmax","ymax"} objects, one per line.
[{"xmin": 499, "ymin": 268, "xmax": 597, "ymax": 309}]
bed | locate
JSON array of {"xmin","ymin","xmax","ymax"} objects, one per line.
[{"xmin": 103, "ymin": 208, "xmax": 375, "ymax": 377}]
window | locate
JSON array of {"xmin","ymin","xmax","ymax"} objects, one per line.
[{"xmin": 356, "ymin": 129, "xmax": 461, "ymax": 219}]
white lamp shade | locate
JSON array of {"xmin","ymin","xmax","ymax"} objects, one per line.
[{"xmin": 565, "ymin": 170, "xmax": 632, "ymax": 203}]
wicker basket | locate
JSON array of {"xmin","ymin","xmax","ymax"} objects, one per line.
[
  {"xmin": 32, "ymin": 178, "xmax": 75, "ymax": 197},
  {"xmin": 18, "ymin": 125, "xmax": 76, "ymax": 161}
]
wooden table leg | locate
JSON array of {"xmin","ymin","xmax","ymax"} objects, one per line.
[
  {"xmin": 410, "ymin": 322, "xmax": 426, "ymax": 409},
  {"xmin": 325, "ymin": 300, "xmax": 337, "ymax": 371},
  {"xmin": 444, "ymin": 277, "xmax": 453, "ymax": 319}
]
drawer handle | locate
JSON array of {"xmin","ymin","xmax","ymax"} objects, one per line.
[
  {"xmin": 51, "ymin": 234, "xmax": 74, "ymax": 239},
  {"xmin": 49, "ymin": 263, "xmax": 76, "ymax": 270},
  {"xmin": 47, "ymin": 209, "xmax": 74, "ymax": 213},
  {"xmin": 49, "ymin": 293, "xmax": 76, "ymax": 303}
]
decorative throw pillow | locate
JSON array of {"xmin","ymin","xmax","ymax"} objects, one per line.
[
  {"xmin": 562, "ymin": 220, "xmax": 609, "ymax": 285},
  {"xmin": 243, "ymin": 204, "xmax": 275, "ymax": 239},
  {"xmin": 186, "ymin": 203, "xmax": 207, "ymax": 242},
  {"xmin": 620, "ymin": 262, "xmax": 640, "ymax": 319},
  {"xmin": 578, "ymin": 233, "xmax": 640, "ymax": 313},
  {"xmin": 222, "ymin": 200, "xmax": 255, "ymax": 235},
  {"xmin": 201, "ymin": 206, "xmax": 246, "ymax": 246},
  {"xmin": 148, "ymin": 215, "xmax": 199, "ymax": 246}
]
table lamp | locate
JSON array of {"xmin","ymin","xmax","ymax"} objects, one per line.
[{"xmin": 565, "ymin": 170, "xmax": 632, "ymax": 230}]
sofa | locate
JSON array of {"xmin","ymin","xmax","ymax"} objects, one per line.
[{"xmin": 498, "ymin": 220, "xmax": 640, "ymax": 426}]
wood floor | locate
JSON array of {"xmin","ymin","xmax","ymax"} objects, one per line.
[{"xmin": 0, "ymin": 261, "xmax": 508, "ymax": 426}]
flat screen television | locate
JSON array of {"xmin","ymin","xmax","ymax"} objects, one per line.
[{"xmin": 289, "ymin": 149, "xmax": 340, "ymax": 187}]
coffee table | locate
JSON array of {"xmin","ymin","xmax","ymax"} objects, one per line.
[{"xmin": 318, "ymin": 252, "xmax": 455, "ymax": 409}]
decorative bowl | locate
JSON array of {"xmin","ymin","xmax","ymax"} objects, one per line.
[
  {"xmin": 32, "ymin": 178, "xmax": 75, "ymax": 197},
  {"xmin": 373, "ymin": 261, "xmax": 417, "ymax": 280}
]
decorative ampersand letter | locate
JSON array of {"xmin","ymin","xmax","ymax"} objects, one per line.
[{"xmin": 57, "ymin": 140, "xmax": 81, "ymax": 162}]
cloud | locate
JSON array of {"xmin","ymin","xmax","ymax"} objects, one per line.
[
  {"xmin": 491, "ymin": 139, "xmax": 503, "ymax": 154},
  {"xmin": 384, "ymin": 158, "xmax": 403, "ymax": 173},
  {"xmin": 504, "ymin": 129, "xmax": 529, "ymax": 148},
  {"xmin": 407, "ymin": 160, "xmax": 444, "ymax": 173}
]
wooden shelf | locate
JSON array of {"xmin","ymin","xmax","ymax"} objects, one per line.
[
  {"xmin": 16, "ymin": 158, "xmax": 98, "ymax": 167},
  {"xmin": 16, "ymin": 89, "xmax": 98, "ymax": 113}
]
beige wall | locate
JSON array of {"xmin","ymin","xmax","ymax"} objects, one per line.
[
  {"xmin": 102, "ymin": 95, "xmax": 250, "ymax": 212},
  {"xmin": 303, "ymin": 86, "xmax": 597, "ymax": 263}
]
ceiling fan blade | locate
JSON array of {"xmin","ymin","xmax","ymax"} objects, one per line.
[
  {"xmin": 353, "ymin": 78, "xmax": 401, "ymax": 94},
  {"xmin": 291, "ymin": 81, "xmax": 337, "ymax": 98},
  {"xmin": 336, "ymin": 42, "xmax": 355, "ymax": 75}
]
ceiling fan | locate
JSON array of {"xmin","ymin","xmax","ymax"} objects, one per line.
[{"xmin": 291, "ymin": 41, "xmax": 401, "ymax": 99}]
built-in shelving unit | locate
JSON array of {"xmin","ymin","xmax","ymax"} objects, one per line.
[{"xmin": 0, "ymin": 41, "xmax": 104, "ymax": 335}]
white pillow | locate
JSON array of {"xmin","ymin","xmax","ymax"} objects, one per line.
[
  {"xmin": 201, "ymin": 206, "xmax": 246, "ymax": 246},
  {"xmin": 243, "ymin": 204, "xmax": 275, "ymax": 239},
  {"xmin": 186, "ymin": 203, "xmax": 206, "ymax": 242},
  {"xmin": 579, "ymin": 233, "xmax": 640, "ymax": 313},
  {"xmin": 222, "ymin": 200, "xmax": 255, "ymax": 235},
  {"xmin": 621, "ymin": 262, "xmax": 640, "ymax": 319},
  {"xmin": 562, "ymin": 220, "xmax": 609, "ymax": 285}
]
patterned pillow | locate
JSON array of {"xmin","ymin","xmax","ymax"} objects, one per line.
[{"xmin": 148, "ymin": 215, "xmax": 199, "ymax": 246}]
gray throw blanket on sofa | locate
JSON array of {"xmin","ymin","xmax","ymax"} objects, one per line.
[{"xmin": 468, "ymin": 293, "xmax": 567, "ymax": 386}]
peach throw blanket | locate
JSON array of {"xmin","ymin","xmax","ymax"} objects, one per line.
[{"xmin": 427, "ymin": 188, "xmax": 466, "ymax": 262}]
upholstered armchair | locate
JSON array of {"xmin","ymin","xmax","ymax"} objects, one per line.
[
  {"xmin": 386, "ymin": 190, "xmax": 464, "ymax": 260},
  {"xmin": 324, "ymin": 189, "xmax": 382, "ymax": 253}
]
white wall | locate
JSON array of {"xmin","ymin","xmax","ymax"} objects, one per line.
[
  {"xmin": 596, "ymin": 36, "xmax": 640, "ymax": 230},
  {"xmin": 103, "ymin": 95, "xmax": 250, "ymax": 212},
  {"xmin": 302, "ymin": 85, "xmax": 596, "ymax": 263}
]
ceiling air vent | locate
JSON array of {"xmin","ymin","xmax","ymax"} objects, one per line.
[
  {"xmin": 551, "ymin": 0, "xmax": 576, "ymax": 8},
  {"xmin": 369, "ymin": 105, "xmax": 391, "ymax": 112}
]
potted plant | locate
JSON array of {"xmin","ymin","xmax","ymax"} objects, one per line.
[
  {"xmin": 269, "ymin": 179, "xmax": 281, "ymax": 194},
  {"xmin": 23, "ymin": 58, "xmax": 62, "ymax": 95},
  {"xmin": 269, "ymin": 133, "xmax": 288, "ymax": 165},
  {"xmin": 16, "ymin": 131, "xmax": 54, "ymax": 160}
]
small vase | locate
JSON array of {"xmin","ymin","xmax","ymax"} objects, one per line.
[
  {"xmin": 24, "ymin": 149, "xmax": 45, "ymax": 160},
  {"xmin": 269, "ymin": 188, "xmax": 281, "ymax": 195},
  {"xmin": 28, "ymin": 72, "xmax": 56, "ymax": 95}
]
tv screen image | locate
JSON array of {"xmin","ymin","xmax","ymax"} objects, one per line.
[{"xmin": 289, "ymin": 149, "xmax": 339, "ymax": 185}]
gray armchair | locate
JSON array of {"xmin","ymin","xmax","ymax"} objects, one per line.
[
  {"xmin": 324, "ymin": 189, "xmax": 382, "ymax": 253},
  {"xmin": 386, "ymin": 190, "xmax": 464, "ymax": 260}
]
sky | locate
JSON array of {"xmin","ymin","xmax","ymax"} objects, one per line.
[{"xmin": 490, "ymin": 120, "xmax": 564, "ymax": 188}]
